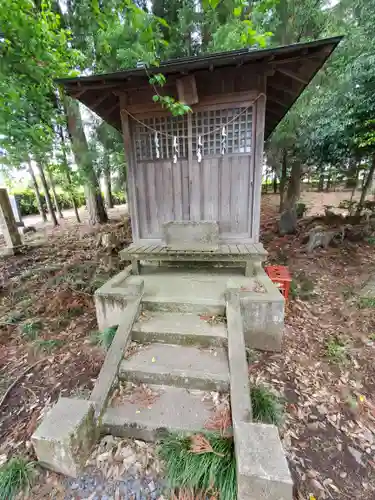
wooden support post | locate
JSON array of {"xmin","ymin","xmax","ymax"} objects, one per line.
[{"xmin": 131, "ymin": 258, "xmax": 140, "ymax": 275}]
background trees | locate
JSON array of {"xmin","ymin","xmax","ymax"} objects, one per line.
[{"xmin": 0, "ymin": 0, "xmax": 374, "ymax": 224}]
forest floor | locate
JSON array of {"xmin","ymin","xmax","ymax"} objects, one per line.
[{"xmin": 0, "ymin": 193, "xmax": 374, "ymax": 499}]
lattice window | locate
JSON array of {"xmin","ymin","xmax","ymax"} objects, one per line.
[
  {"xmin": 192, "ymin": 107, "xmax": 252, "ymax": 156},
  {"xmin": 134, "ymin": 115, "xmax": 188, "ymax": 161}
]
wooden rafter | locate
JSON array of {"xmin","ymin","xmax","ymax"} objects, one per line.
[
  {"xmin": 277, "ymin": 68, "xmax": 308, "ymax": 85},
  {"xmin": 91, "ymin": 93, "xmax": 111, "ymax": 110},
  {"xmin": 267, "ymin": 82, "xmax": 296, "ymax": 96},
  {"xmin": 267, "ymin": 95, "xmax": 289, "ymax": 108}
]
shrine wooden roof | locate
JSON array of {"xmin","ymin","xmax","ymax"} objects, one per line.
[{"xmin": 57, "ymin": 36, "xmax": 342, "ymax": 139}]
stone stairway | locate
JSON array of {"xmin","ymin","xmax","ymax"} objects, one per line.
[{"xmin": 101, "ymin": 299, "xmax": 230, "ymax": 441}]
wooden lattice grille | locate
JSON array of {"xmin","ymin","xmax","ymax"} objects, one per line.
[
  {"xmin": 133, "ymin": 106, "xmax": 253, "ymax": 161},
  {"xmin": 192, "ymin": 107, "xmax": 252, "ymax": 156},
  {"xmin": 134, "ymin": 115, "xmax": 188, "ymax": 161}
]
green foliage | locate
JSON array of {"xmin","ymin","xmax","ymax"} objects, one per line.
[
  {"xmin": 325, "ymin": 336, "xmax": 349, "ymax": 364},
  {"xmin": 11, "ymin": 188, "xmax": 85, "ymax": 216},
  {"xmin": 158, "ymin": 432, "xmax": 236, "ymax": 500},
  {"xmin": 0, "ymin": 457, "xmax": 36, "ymax": 500},
  {"xmin": 33, "ymin": 339, "xmax": 64, "ymax": 354},
  {"xmin": 251, "ymin": 384, "xmax": 284, "ymax": 425},
  {"xmin": 295, "ymin": 202, "xmax": 307, "ymax": 218},
  {"xmin": 21, "ymin": 321, "xmax": 42, "ymax": 340},
  {"xmin": 91, "ymin": 325, "xmax": 118, "ymax": 350},
  {"xmin": 358, "ymin": 297, "xmax": 375, "ymax": 309}
]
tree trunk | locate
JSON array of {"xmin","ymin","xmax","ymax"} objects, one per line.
[
  {"xmin": 46, "ymin": 169, "xmax": 64, "ymax": 218},
  {"xmin": 273, "ymin": 170, "xmax": 278, "ymax": 194},
  {"xmin": 27, "ymin": 159, "xmax": 46, "ymax": 222},
  {"xmin": 318, "ymin": 164, "xmax": 325, "ymax": 191},
  {"xmin": 356, "ymin": 154, "xmax": 375, "ymax": 215},
  {"xmin": 326, "ymin": 164, "xmax": 332, "ymax": 191},
  {"xmin": 65, "ymin": 169, "xmax": 81, "ymax": 223},
  {"xmin": 102, "ymin": 151, "xmax": 114, "ymax": 208},
  {"xmin": 279, "ymin": 149, "xmax": 287, "ymax": 212},
  {"xmin": 346, "ymin": 157, "xmax": 358, "ymax": 189},
  {"xmin": 57, "ymin": 124, "xmax": 81, "ymax": 223},
  {"xmin": 64, "ymin": 97, "xmax": 108, "ymax": 224},
  {"xmin": 285, "ymin": 162, "xmax": 302, "ymax": 209},
  {"xmin": 36, "ymin": 161, "xmax": 58, "ymax": 226}
]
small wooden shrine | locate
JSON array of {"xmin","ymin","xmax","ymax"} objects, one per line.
[{"xmin": 59, "ymin": 37, "xmax": 340, "ymax": 272}]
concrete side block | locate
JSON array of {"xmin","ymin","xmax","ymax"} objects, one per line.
[
  {"xmin": 234, "ymin": 421, "xmax": 293, "ymax": 500},
  {"xmin": 32, "ymin": 398, "xmax": 97, "ymax": 478},
  {"xmin": 241, "ymin": 295, "xmax": 284, "ymax": 352},
  {"xmin": 94, "ymin": 266, "xmax": 144, "ymax": 331}
]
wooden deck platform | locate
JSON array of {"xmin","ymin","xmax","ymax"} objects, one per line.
[{"xmin": 119, "ymin": 243, "xmax": 267, "ymax": 276}]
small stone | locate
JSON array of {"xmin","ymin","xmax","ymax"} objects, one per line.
[
  {"xmin": 148, "ymin": 480, "xmax": 156, "ymax": 492},
  {"xmin": 71, "ymin": 482, "xmax": 80, "ymax": 490},
  {"xmin": 340, "ymin": 471, "xmax": 347, "ymax": 479},
  {"xmin": 348, "ymin": 446, "xmax": 364, "ymax": 466}
]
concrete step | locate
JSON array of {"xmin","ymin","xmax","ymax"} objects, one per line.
[
  {"xmin": 102, "ymin": 384, "xmax": 215, "ymax": 441},
  {"xmin": 131, "ymin": 311, "xmax": 227, "ymax": 347},
  {"xmin": 142, "ymin": 296, "xmax": 225, "ymax": 315},
  {"xmin": 119, "ymin": 343, "xmax": 229, "ymax": 391}
]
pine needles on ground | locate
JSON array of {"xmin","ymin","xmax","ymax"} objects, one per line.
[
  {"xmin": 0, "ymin": 457, "xmax": 36, "ymax": 500},
  {"xmin": 251, "ymin": 383, "xmax": 284, "ymax": 425},
  {"xmin": 158, "ymin": 432, "xmax": 236, "ymax": 500}
]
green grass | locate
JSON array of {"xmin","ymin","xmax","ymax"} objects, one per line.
[
  {"xmin": 0, "ymin": 457, "xmax": 36, "ymax": 500},
  {"xmin": 158, "ymin": 433, "xmax": 236, "ymax": 500},
  {"xmin": 358, "ymin": 297, "xmax": 375, "ymax": 309},
  {"xmin": 32, "ymin": 339, "xmax": 64, "ymax": 354},
  {"xmin": 91, "ymin": 325, "xmax": 118, "ymax": 350},
  {"xmin": 21, "ymin": 321, "xmax": 42, "ymax": 340},
  {"xmin": 325, "ymin": 336, "xmax": 349, "ymax": 364},
  {"xmin": 369, "ymin": 333, "xmax": 375, "ymax": 342},
  {"xmin": 251, "ymin": 384, "xmax": 284, "ymax": 425}
]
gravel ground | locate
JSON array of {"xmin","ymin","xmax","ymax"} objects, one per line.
[
  {"xmin": 62, "ymin": 435, "xmax": 166, "ymax": 500},
  {"xmin": 64, "ymin": 472, "xmax": 165, "ymax": 499}
]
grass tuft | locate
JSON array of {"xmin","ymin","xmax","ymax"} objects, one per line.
[
  {"xmin": 0, "ymin": 457, "xmax": 36, "ymax": 500},
  {"xmin": 325, "ymin": 335, "xmax": 349, "ymax": 364},
  {"xmin": 91, "ymin": 325, "xmax": 118, "ymax": 350},
  {"xmin": 251, "ymin": 383, "xmax": 284, "ymax": 425},
  {"xmin": 358, "ymin": 296, "xmax": 375, "ymax": 309},
  {"xmin": 32, "ymin": 338, "xmax": 64, "ymax": 354},
  {"xmin": 158, "ymin": 432, "xmax": 236, "ymax": 500},
  {"xmin": 21, "ymin": 321, "xmax": 42, "ymax": 340}
]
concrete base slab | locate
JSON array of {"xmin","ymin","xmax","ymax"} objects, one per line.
[
  {"xmin": 119, "ymin": 343, "xmax": 229, "ymax": 391},
  {"xmin": 234, "ymin": 421, "xmax": 293, "ymax": 500},
  {"xmin": 32, "ymin": 398, "xmax": 97, "ymax": 478},
  {"xmin": 102, "ymin": 384, "xmax": 214, "ymax": 441},
  {"xmin": 131, "ymin": 311, "xmax": 227, "ymax": 347}
]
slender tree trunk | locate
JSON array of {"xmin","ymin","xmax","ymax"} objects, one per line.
[
  {"xmin": 102, "ymin": 150, "xmax": 114, "ymax": 208},
  {"xmin": 103, "ymin": 170, "xmax": 114, "ymax": 208},
  {"xmin": 356, "ymin": 154, "xmax": 375, "ymax": 215},
  {"xmin": 27, "ymin": 159, "xmax": 46, "ymax": 222},
  {"xmin": 279, "ymin": 149, "xmax": 287, "ymax": 212},
  {"xmin": 273, "ymin": 170, "xmax": 278, "ymax": 194},
  {"xmin": 64, "ymin": 97, "xmax": 108, "ymax": 225},
  {"xmin": 46, "ymin": 169, "xmax": 64, "ymax": 218},
  {"xmin": 318, "ymin": 164, "xmax": 325, "ymax": 191},
  {"xmin": 66, "ymin": 170, "xmax": 81, "ymax": 223},
  {"xmin": 36, "ymin": 161, "xmax": 58, "ymax": 226},
  {"xmin": 346, "ymin": 157, "xmax": 358, "ymax": 189},
  {"xmin": 57, "ymin": 124, "xmax": 81, "ymax": 223},
  {"xmin": 285, "ymin": 162, "xmax": 302, "ymax": 209}
]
